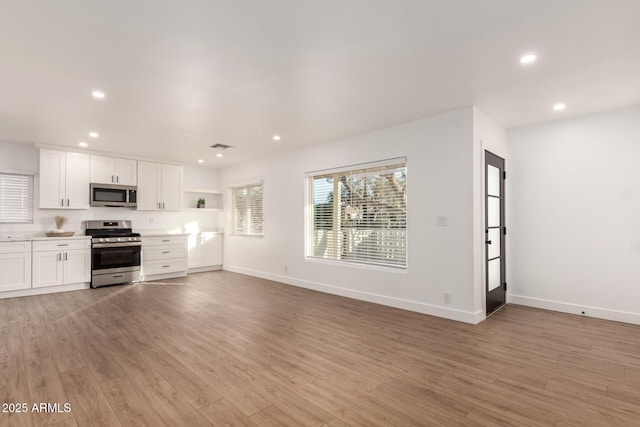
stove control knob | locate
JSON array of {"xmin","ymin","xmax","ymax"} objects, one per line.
[{"xmin": 128, "ymin": 237, "xmax": 133, "ymax": 241}]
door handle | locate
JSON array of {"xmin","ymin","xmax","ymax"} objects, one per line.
[{"xmin": 486, "ymin": 240, "xmax": 492, "ymax": 245}]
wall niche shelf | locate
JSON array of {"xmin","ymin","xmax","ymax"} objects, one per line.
[{"xmin": 182, "ymin": 188, "xmax": 223, "ymax": 211}]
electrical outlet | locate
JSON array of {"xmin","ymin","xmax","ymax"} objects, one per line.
[
  {"xmin": 284, "ymin": 266, "xmax": 288, "ymax": 274},
  {"xmin": 436, "ymin": 216, "xmax": 447, "ymax": 226},
  {"xmin": 443, "ymin": 292, "xmax": 451, "ymax": 304}
]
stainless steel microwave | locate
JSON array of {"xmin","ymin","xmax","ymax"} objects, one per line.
[{"xmin": 90, "ymin": 183, "xmax": 137, "ymax": 208}]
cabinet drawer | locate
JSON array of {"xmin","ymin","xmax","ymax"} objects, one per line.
[
  {"xmin": 143, "ymin": 258, "xmax": 187, "ymax": 275},
  {"xmin": 143, "ymin": 245, "xmax": 187, "ymax": 261},
  {"xmin": 33, "ymin": 239, "xmax": 91, "ymax": 252},
  {"xmin": 143, "ymin": 236, "xmax": 187, "ymax": 247},
  {"xmin": 0, "ymin": 241, "xmax": 31, "ymax": 254}
]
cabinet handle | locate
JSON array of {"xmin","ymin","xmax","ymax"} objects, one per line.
[
  {"xmin": 158, "ymin": 202, "xmax": 161, "ymax": 209},
  {"xmin": 67, "ymin": 199, "xmax": 70, "ymax": 207},
  {"xmin": 162, "ymin": 265, "xmax": 170, "ymax": 268},
  {"xmin": 162, "ymin": 251, "xmax": 170, "ymax": 254},
  {"xmin": 112, "ymin": 175, "xmax": 114, "ymax": 183},
  {"xmin": 64, "ymin": 252, "xmax": 68, "ymax": 261},
  {"xmin": 162, "ymin": 202, "xmax": 165, "ymax": 209},
  {"xmin": 57, "ymin": 244, "xmax": 69, "ymax": 247},
  {"xmin": 162, "ymin": 240, "xmax": 170, "ymax": 242},
  {"xmin": 116, "ymin": 176, "xmax": 119, "ymax": 183},
  {"xmin": 113, "ymin": 274, "xmax": 124, "ymax": 278},
  {"xmin": 57, "ymin": 253, "xmax": 61, "ymax": 261},
  {"xmin": 61, "ymin": 198, "xmax": 64, "ymax": 207}
]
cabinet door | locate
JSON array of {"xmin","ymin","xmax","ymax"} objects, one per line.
[
  {"xmin": 187, "ymin": 234, "xmax": 203, "ymax": 268},
  {"xmin": 202, "ymin": 233, "xmax": 223, "ymax": 266},
  {"xmin": 137, "ymin": 161, "xmax": 162, "ymax": 210},
  {"xmin": 39, "ymin": 149, "xmax": 66, "ymax": 209},
  {"xmin": 161, "ymin": 164, "xmax": 182, "ymax": 211},
  {"xmin": 0, "ymin": 252, "xmax": 31, "ymax": 292},
  {"xmin": 32, "ymin": 251, "xmax": 64, "ymax": 288},
  {"xmin": 63, "ymin": 250, "xmax": 91, "ymax": 284},
  {"xmin": 90, "ymin": 155, "xmax": 116, "ymax": 184},
  {"xmin": 65, "ymin": 152, "xmax": 90, "ymax": 209},
  {"xmin": 115, "ymin": 158, "xmax": 137, "ymax": 186}
]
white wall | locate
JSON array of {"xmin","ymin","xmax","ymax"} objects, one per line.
[
  {"xmin": 221, "ymin": 107, "xmax": 485, "ymax": 323},
  {"xmin": 507, "ymin": 105, "xmax": 640, "ymax": 324},
  {"xmin": 0, "ymin": 142, "xmax": 221, "ymax": 235}
]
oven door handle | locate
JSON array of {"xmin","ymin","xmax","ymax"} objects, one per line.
[{"xmin": 92, "ymin": 242, "xmax": 142, "ymax": 248}]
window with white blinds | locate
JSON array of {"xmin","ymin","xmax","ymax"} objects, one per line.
[
  {"xmin": 0, "ymin": 173, "xmax": 34, "ymax": 224},
  {"xmin": 231, "ymin": 183, "xmax": 264, "ymax": 236},
  {"xmin": 306, "ymin": 159, "xmax": 407, "ymax": 269}
]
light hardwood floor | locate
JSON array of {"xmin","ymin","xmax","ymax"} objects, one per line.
[{"xmin": 1, "ymin": 271, "xmax": 639, "ymax": 426}]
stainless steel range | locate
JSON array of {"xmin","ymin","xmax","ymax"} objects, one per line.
[{"xmin": 85, "ymin": 220, "xmax": 141, "ymax": 288}]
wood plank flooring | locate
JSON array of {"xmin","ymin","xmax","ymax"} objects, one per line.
[{"xmin": 1, "ymin": 270, "xmax": 639, "ymax": 426}]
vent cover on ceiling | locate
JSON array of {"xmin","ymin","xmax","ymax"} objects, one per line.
[{"xmin": 210, "ymin": 143, "xmax": 233, "ymax": 149}]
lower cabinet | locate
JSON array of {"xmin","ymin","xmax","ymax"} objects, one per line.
[
  {"xmin": 0, "ymin": 242, "xmax": 32, "ymax": 292},
  {"xmin": 32, "ymin": 240, "xmax": 91, "ymax": 288},
  {"xmin": 188, "ymin": 232, "xmax": 223, "ymax": 270},
  {"xmin": 142, "ymin": 235, "xmax": 188, "ymax": 280}
]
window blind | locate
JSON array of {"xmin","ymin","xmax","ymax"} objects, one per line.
[
  {"xmin": 231, "ymin": 183, "xmax": 263, "ymax": 236},
  {"xmin": 0, "ymin": 173, "xmax": 34, "ymax": 224},
  {"xmin": 306, "ymin": 160, "xmax": 407, "ymax": 269}
]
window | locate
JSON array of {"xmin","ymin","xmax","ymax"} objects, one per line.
[
  {"xmin": 306, "ymin": 158, "xmax": 407, "ymax": 269},
  {"xmin": 231, "ymin": 183, "xmax": 264, "ymax": 236},
  {"xmin": 0, "ymin": 172, "xmax": 34, "ymax": 224}
]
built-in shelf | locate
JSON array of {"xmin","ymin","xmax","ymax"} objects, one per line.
[{"xmin": 182, "ymin": 188, "xmax": 223, "ymax": 210}]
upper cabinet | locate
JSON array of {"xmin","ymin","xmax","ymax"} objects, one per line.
[
  {"xmin": 39, "ymin": 149, "xmax": 90, "ymax": 209},
  {"xmin": 137, "ymin": 161, "xmax": 182, "ymax": 211},
  {"xmin": 90, "ymin": 155, "xmax": 137, "ymax": 186}
]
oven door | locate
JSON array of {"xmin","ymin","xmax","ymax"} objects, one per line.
[{"xmin": 92, "ymin": 243, "xmax": 141, "ymax": 272}]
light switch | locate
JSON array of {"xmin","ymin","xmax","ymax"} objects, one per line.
[{"xmin": 436, "ymin": 215, "xmax": 447, "ymax": 226}]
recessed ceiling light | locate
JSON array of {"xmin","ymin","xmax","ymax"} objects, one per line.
[
  {"xmin": 78, "ymin": 142, "xmax": 88, "ymax": 148},
  {"xmin": 553, "ymin": 103, "xmax": 566, "ymax": 111},
  {"xmin": 89, "ymin": 131, "xmax": 99, "ymax": 138},
  {"xmin": 197, "ymin": 159, "xmax": 204, "ymax": 163},
  {"xmin": 216, "ymin": 153, "xmax": 223, "ymax": 158},
  {"xmin": 520, "ymin": 53, "xmax": 537, "ymax": 65},
  {"xmin": 91, "ymin": 90, "xmax": 105, "ymax": 99},
  {"xmin": 273, "ymin": 135, "xmax": 281, "ymax": 141}
]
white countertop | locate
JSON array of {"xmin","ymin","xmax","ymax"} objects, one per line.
[{"xmin": 0, "ymin": 234, "xmax": 90, "ymax": 242}]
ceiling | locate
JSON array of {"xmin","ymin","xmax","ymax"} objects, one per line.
[{"xmin": 1, "ymin": 0, "xmax": 639, "ymax": 168}]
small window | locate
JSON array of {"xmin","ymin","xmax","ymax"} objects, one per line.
[
  {"xmin": 306, "ymin": 158, "xmax": 407, "ymax": 269},
  {"xmin": 0, "ymin": 172, "xmax": 34, "ymax": 224},
  {"xmin": 231, "ymin": 183, "xmax": 263, "ymax": 236}
]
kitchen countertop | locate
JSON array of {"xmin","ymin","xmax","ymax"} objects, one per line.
[{"xmin": 0, "ymin": 234, "xmax": 90, "ymax": 242}]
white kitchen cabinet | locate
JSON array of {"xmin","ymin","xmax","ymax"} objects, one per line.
[
  {"xmin": 188, "ymin": 232, "xmax": 222, "ymax": 271},
  {"xmin": 0, "ymin": 241, "xmax": 32, "ymax": 292},
  {"xmin": 90, "ymin": 155, "xmax": 137, "ymax": 186},
  {"xmin": 32, "ymin": 239, "xmax": 91, "ymax": 288},
  {"xmin": 137, "ymin": 161, "xmax": 182, "ymax": 211},
  {"xmin": 141, "ymin": 235, "xmax": 188, "ymax": 280},
  {"xmin": 39, "ymin": 149, "xmax": 90, "ymax": 209}
]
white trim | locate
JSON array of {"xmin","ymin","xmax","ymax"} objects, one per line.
[
  {"xmin": 508, "ymin": 293, "xmax": 640, "ymax": 325},
  {"xmin": 224, "ymin": 264, "xmax": 482, "ymax": 324},
  {"xmin": 141, "ymin": 271, "xmax": 187, "ymax": 282},
  {"xmin": 188, "ymin": 265, "xmax": 222, "ymax": 274},
  {"xmin": 0, "ymin": 282, "xmax": 89, "ymax": 300},
  {"xmin": 306, "ymin": 156, "xmax": 407, "ymax": 177}
]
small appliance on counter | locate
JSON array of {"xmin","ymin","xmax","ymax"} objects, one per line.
[{"xmin": 85, "ymin": 220, "xmax": 141, "ymax": 288}]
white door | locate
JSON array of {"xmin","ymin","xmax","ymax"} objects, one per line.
[
  {"xmin": 161, "ymin": 164, "xmax": 182, "ymax": 211},
  {"xmin": 137, "ymin": 161, "xmax": 162, "ymax": 210},
  {"xmin": 32, "ymin": 251, "xmax": 64, "ymax": 288},
  {"xmin": 63, "ymin": 250, "xmax": 91, "ymax": 284},
  {"xmin": 114, "ymin": 158, "xmax": 137, "ymax": 186},
  {"xmin": 39, "ymin": 149, "xmax": 66, "ymax": 209},
  {"xmin": 65, "ymin": 152, "xmax": 90, "ymax": 209},
  {"xmin": 0, "ymin": 252, "xmax": 31, "ymax": 292},
  {"xmin": 202, "ymin": 233, "xmax": 223, "ymax": 266},
  {"xmin": 90, "ymin": 155, "xmax": 116, "ymax": 184}
]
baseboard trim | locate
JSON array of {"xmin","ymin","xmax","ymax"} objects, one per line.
[
  {"xmin": 224, "ymin": 265, "xmax": 483, "ymax": 324},
  {"xmin": 188, "ymin": 265, "xmax": 222, "ymax": 274},
  {"xmin": 508, "ymin": 294, "xmax": 640, "ymax": 325},
  {"xmin": 0, "ymin": 282, "xmax": 90, "ymax": 300}
]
